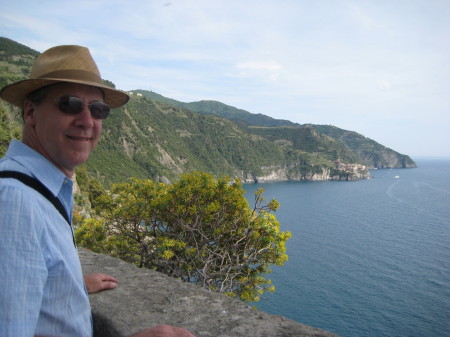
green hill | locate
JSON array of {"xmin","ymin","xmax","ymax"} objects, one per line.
[
  {"xmin": 88, "ymin": 95, "xmax": 350, "ymax": 186},
  {"xmin": 0, "ymin": 38, "xmax": 37, "ymax": 156},
  {"xmin": 132, "ymin": 90, "xmax": 416, "ymax": 169},
  {"xmin": 134, "ymin": 90, "xmax": 299, "ymax": 128},
  {"xmin": 313, "ymin": 125, "xmax": 416, "ymax": 168},
  {"xmin": 0, "ymin": 37, "xmax": 39, "ymax": 89}
]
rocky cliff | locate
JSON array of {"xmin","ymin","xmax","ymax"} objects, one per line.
[{"xmin": 244, "ymin": 162, "xmax": 370, "ymax": 183}]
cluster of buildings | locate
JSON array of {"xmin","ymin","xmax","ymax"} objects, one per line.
[{"xmin": 333, "ymin": 160, "xmax": 368, "ymax": 175}]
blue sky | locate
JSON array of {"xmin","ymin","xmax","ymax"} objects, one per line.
[{"xmin": 1, "ymin": 0, "xmax": 449, "ymax": 157}]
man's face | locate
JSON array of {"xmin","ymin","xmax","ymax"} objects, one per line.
[{"xmin": 23, "ymin": 83, "xmax": 104, "ymax": 177}]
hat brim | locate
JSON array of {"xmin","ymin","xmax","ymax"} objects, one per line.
[{"xmin": 0, "ymin": 78, "xmax": 129, "ymax": 109}]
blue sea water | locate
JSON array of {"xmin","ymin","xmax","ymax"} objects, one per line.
[{"xmin": 244, "ymin": 159, "xmax": 450, "ymax": 337}]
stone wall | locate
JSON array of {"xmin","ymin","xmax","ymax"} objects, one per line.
[{"xmin": 79, "ymin": 248, "xmax": 339, "ymax": 337}]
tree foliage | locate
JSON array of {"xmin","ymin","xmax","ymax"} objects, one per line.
[
  {"xmin": 0, "ymin": 102, "xmax": 22, "ymax": 157},
  {"xmin": 76, "ymin": 171, "xmax": 291, "ymax": 302}
]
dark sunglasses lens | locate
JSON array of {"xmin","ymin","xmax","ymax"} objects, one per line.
[
  {"xmin": 58, "ymin": 97, "xmax": 83, "ymax": 115},
  {"xmin": 89, "ymin": 102, "xmax": 110, "ymax": 119},
  {"xmin": 57, "ymin": 97, "xmax": 110, "ymax": 119}
]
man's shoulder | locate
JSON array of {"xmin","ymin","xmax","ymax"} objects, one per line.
[
  {"xmin": 1, "ymin": 141, "xmax": 68, "ymax": 197},
  {"xmin": 0, "ymin": 174, "xmax": 52, "ymax": 209},
  {"xmin": 0, "ymin": 154, "xmax": 35, "ymax": 190},
  {"xmin": 0, "ymin": 141, "xmax": 32, "ymax": 173},
  {"xmin": 0, "ymin": 166, "xmax": 56, "ymax": 217},
  {"xmin": 0, "ymin": 163, "xmax": 30, "ymax": 176}
]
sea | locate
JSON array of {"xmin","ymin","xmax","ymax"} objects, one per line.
[{"xmin": 243, "ymin": 158, "xmax": 450, "ymax": 337}]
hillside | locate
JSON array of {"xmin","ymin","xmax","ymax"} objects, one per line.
[
  {"xmin": 88, "ymin": 95, "xmax": 351, "ymax": 186},
  {"xmin": 0, "ymin": 38, "xmax": 38, "ymax": 156},
  {"xmin": 134, "ymin": 90, "xmax": 300, "ymax": 128},
  {"xmin": 0, "ymin": 37, "xmax": 415, "ymax": 188},
  {"xmin": 135, "ymin": 90, "xmax": 416, "ymax": 169},
  {"xmin": 312, "ymin": 125, "xmax": 416, "ymax": 168}
]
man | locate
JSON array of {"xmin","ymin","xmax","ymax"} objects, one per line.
[{"xmin": 0, "ymin": 45, "xmax": 194, "ymax": 337}]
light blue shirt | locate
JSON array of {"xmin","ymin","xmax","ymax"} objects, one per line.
[{"xmin": 0, "ymin": 140, "xmax": 92, "ymax": 337}]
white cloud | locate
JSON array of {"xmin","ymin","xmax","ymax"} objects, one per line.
[
  {"xmin": 235, "ymin": 61, "xmax": 282, "ymax": 81},
  {"xmin": 376, "ymin": 79, "xmax": 392, "ymax": 91}
]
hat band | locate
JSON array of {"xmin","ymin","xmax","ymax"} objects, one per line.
[{"xmin": 34, "ymin": 69, "xmax": 102, "ymax": 84}]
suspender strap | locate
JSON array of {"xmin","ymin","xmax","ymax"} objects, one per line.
[{"xmin": 0, "ymin": 170, "xmax": 76, "ymax": 246}]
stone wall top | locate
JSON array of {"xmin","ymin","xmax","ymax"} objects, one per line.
[{"xmin": 79, "ymin": 248, "xmax": 339, "ymax": 337}]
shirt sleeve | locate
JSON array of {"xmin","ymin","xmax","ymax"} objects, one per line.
[{"xmin": 0, "ymin": 184, "xmax": 48, "ymax": 337}]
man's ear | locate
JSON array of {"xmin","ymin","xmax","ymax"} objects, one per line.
[{"xmin": 22, "ymin": 100, "xmax": 37, "ymax": 125}]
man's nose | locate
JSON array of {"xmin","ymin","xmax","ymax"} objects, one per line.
[{"xmin": 74, "ymin": 104, "xmax": 95, "ymax": 127}]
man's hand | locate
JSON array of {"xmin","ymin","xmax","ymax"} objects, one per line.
[
  {"xmin": 84, "ymin": 273, "xmax": 117, "ymax": 294},
  {"xmin": 130, "ymin": 325, "xmax": 196, "ymax": 337}
]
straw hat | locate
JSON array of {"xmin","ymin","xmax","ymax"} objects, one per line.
[{"xmin": 0, "ymin": 45, "xmax": 129, "ymax": 108}]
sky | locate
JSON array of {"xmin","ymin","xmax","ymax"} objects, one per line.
[{"xmin": 1, "ymin": 0, "xmax": 449, "ymax": 158}]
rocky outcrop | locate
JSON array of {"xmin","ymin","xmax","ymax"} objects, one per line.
[
  {"xmin": 243, "ymin": 162, "xmax": 370, "ymax": 183},
  {"xmin": 79, "ymin": 248, "xmax": 339, "ymax": 337}
]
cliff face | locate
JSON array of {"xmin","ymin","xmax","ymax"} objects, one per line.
[
  {"xmin": 243, "ymin": 162, "xmax": 370, "ymax": 183},
  {"xmin": 358, "ymin": 150, "xmax": 416, "ymax": 169},
  {"xmin": 79, "ymin": 248, "xmax": 339, "ymax": 337}
]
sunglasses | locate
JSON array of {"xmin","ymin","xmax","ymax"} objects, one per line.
[{"xmin": 52, "ymin": 96, "xmax": 111, "ymax": 120}]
